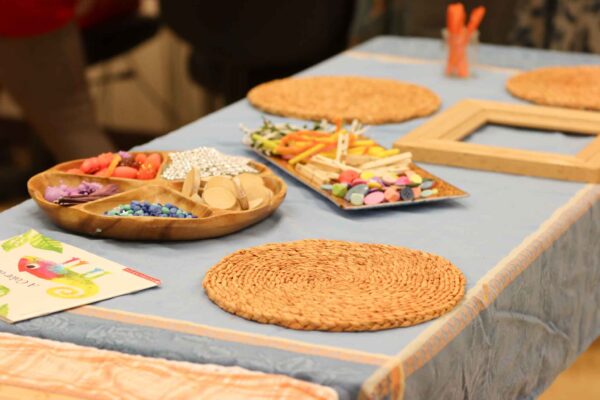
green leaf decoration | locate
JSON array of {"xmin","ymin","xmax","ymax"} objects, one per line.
[
  {"xmin": 0, "ymin": 304, "xmax": 9, "ymax": 318},
  {"xmin": 29, "ymin": 233, "xmax": 63, "ymax": 254},
  {"xmin": 1, "ymin": 229, "xmax": 36, "ymax": 252},
  {"xmin": 0, "ymin": 286, "xmax": 9, "ymax": 298}
]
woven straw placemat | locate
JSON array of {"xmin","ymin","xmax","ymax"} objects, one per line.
[
  {"xmin": 247, "ymin": 76, "xmax": 441, "ymax": 124},
  {"xmin": 203, "ymin": 240, "xmax": 465, "ymax": 332},
  {"xmin": 506, "ymin": 66, "xmax": 600, "ymax": 111}
]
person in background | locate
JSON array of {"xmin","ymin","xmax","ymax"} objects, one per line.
[{"xmin": 0, "ymin": 0, "xmax": 115, "ymax": 161}]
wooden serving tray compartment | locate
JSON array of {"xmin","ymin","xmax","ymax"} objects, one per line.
[{"xmin": 28, "ymin": 152, "xmax": 287, "ymax": 241}]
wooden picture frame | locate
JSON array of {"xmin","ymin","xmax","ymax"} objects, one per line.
[{"xmin": 393, "ymin": 99, "xmax": 600, "ymax": 183}]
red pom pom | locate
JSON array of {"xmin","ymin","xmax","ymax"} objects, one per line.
[
  {"xmin": 146, "ymin": 153, "xmax": 162, "ymax": 169},
  {"xmin": 112, "ymin": 166, "xmax": 138, "ymax": 179}
]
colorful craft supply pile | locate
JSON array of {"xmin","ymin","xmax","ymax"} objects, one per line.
[
  {"xmin": 66, "ymin": 151, "xmax": 162, "ymax": 180},
  {"xmin": 44, "ymin": 181, "xmax": 119, "ymax": 206},
  {"xmin": 244, "ymin": 119, "xmax": 400, "ymax": 160},
  {"xmin": 244, "ymin": 119, "xmax": 443, "ymax": 207},
  {"xmin": 162, "ymin": 147, "xmax": 257, "ymax": 181},
  {"xmin": 323, "ymin": 169, "xmax": 437, "ymax": 206},
  {"xmin": 104, "ymin": 201, "xmax": 198, "ymax": 218}
]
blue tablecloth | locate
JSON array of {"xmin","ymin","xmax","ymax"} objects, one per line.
[{"xmin": 1, "ymin": 37, "xmax": 599, "ymax": 399}]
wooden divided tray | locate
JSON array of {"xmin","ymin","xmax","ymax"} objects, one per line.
[
  {"xmin": 27, "ymin": 152, "xmax": 287, "ymax": 241},
  {"xmin": 247, "ymin": 147, "xmax": 468, "ymax": 211}
]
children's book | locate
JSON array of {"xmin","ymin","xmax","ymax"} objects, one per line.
[{"xmin": 0, "ymin": 229, "xmax": 160, "ymax": 323}]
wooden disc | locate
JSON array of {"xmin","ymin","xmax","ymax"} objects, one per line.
[
  {"xmin": 205, "ymin": 176, "xmax": 236, "ymax": 193},
  {"xmin": 203, "ymin": 240, "xmax": 466, "ymax": 331},
  {"xmin": 237, "ymin": 173, "xmax": 263, "ymax": 187},
  {"xmin": 202, "ymin": 187, "xmax": 238, "ymax": 210},
  {"xmin": 506, "ymin": 66, "xmax": 600, "ymax": 111},
  {"xmin": 247, "ymin": 76, "xmax": 441, "ymax": 124},
  {"xmin": 248, "ymin": 197, "xmax": 265, "ymax": 210},
  {"xmin": 181, "ymin": 167, "xmax": 201, "ymax": 198},
  {"xmin": 237, "ymin": 173, "xmax": 271, "ymax": 206}
]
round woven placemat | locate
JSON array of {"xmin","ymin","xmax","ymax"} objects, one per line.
[
  {"xmin": 247, "ymin": 76, "xmax": 441, "ymax": 124},
  {"xmin": 506, "ymin": 66, "xmax": 600, "ymax": 111},
  {"xmin": 203, "ymin": 240, "xmax": 465, "ymax": 332}
]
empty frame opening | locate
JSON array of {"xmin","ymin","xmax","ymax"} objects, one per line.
[{"xmin": 463, "ymin": 124, "xmax": 595, "ymax": 156}]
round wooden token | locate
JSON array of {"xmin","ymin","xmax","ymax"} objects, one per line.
[
  {"xmin": 248, "ymin": 197, "xmax": 265, "ymax": 210},
  {"xmin": 237, "ymin": 173, "xmax": 264, "ymax": 188},
  {"xmin": 238, "ymin": 173, "xmax": 271, "ymax": 204},
  {"xmin": 182, "ymin": 167, "xmax": 201, "ymax": 198},
  {"xmin": 506, "ymin": 66, "xmax": 600, "ymax": 111},
  {"xmin": 205, "ymin": 176, "xmax": 236, "ymax": 193},
  {"xmin": 247, "ymin": 76, "xmax": 441, "ymax": 124},
  {"xmin": 202, "ymin": 187, "xmax": 238, "ymax": 210}
]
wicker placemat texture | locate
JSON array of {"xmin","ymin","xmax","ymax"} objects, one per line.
[
  {"xmin": 203, "ymin": 240, "xmax": 466, "ymax": 332},
  {"xmin": 506, "ymin": 66, "xmax": 600, "ymax": 111},
  {"xmin": 247, "ymin": 76, "xmax": 441, "ymax": 124}
]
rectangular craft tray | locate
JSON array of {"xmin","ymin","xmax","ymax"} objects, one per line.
[{"xmin": 246, "ymin": 147, "xmax": 469, "ymax": 211}]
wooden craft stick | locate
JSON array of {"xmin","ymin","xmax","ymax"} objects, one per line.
[
  {"xmin": 360, "ymin": 152, "xmax": 413, "ymax": 170},
  {"xmin": 307, "ymin": 156, "xmax": 342, "ymax": 173},
  {"xmin": 289, "ymin": 144, "xmax": 325, "ymax": 165},
  {"xmin": 295, "ymin": 163, "xmax": 330, "ymax": 186},
  {"xmin": 303, "ymin": 163, "xmax": 339, "ymax": 180},
  {"xmin": 346, "ymin": 154, "xmax": 376, "ymax": 166},
  {"xmin": 368, "ymin": 164, "xmax": 411, "ymax": 176},
  {"xmin": 105, "ymin": 154, "xmax": 122, "ymax": 177},
  {"xmin": 309, "ymin": 155, "xmax": 361, "ymax": 173}
]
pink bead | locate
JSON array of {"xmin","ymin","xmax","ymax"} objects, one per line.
[
  {"xmin": 351, "ymin": 178, "xmax": 368, "ymax": 186},
  {"xmin": 384, "ymin": 187, "xmax": 400, "ymax": 202},
  {"xmin": 364, "ymin": 191, "xmax": 385, "ymax": 205},
  {"xmin": 395, "ymin": 176, "xmax": 410, "ymax": 186}
]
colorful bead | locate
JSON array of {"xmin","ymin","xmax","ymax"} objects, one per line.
[
  {"xmin": 421, "ymin": 189, "xmax": 439, "ymax": 198},
  {"xmin": 384, "ymin": 187, "xmax": 400, "ymax": 202},
  {"xmin": 364, "ymin": 191, "xmax": 385, "ymax": 205},
  {"xmin": 350, "ymin": 193, "xmax": 365, "ymax": 206},
  {"xmin": 332, "ymin": 183, "xmax": 349, "ymax": 198},
  {"xmin": 104, "ymin": 201, "xmax": 198, "ymax": 218},
  {"xmin": 400, "ymin": 187, "xmax": 414, "ymax": 201}
]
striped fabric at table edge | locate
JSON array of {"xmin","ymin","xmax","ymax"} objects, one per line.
[
  {"xmin": 360, "ymin": 184, "xmax": 600, "ymax": 399},
  {"xmin": 68, "ymin": 306, "xmax": 390, "ymax": 367},
  {"xmin": 344, "ymin": 50, "xmax": 522, "ymax": 74},
  {"xmin": 0, "ymin": 331, "xmax": 339, "ymax": 400}
]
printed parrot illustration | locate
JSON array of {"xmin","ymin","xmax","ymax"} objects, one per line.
[{"xmin": 18, "ymin": 256, "xmax": 109, "ymax": 299}]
